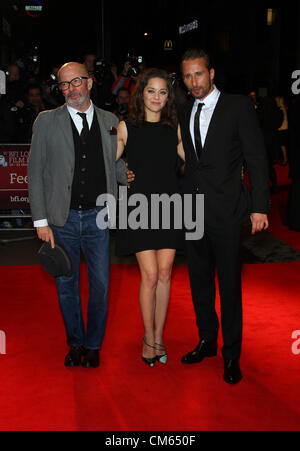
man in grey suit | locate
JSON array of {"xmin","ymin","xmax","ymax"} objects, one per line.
[{"xmin": 28, "ymin": 62, "xmax": 128, "ymax": 368}]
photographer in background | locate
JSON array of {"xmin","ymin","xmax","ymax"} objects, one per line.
[
  {"xmin": 0, "ymin": 92, "xmax": 16, "ymax": 143},
  {"xmin": 42, "ymin": 64, "xmax": 65, "ymax": 109},
  {"xmin": 113, "ymin": 87, "xmax": 130, "ymax": 121},
  {"xmin": 0, "ymin": 90, "xmax": 15, "ymax": 229},
  {"xmin": 5, "ymin": 64, "xmax": 27, "ymax": 111},
  {"xmin": 0, "ymin": 66, "xmax": 25, "ymax": 143},
  {"xmin": 17, "ymin": 84, "xmax": 52, "ymax": 143},
  {"xmin": 112, "ymin": 55, "xmax": 145, "ymax": 96},
  {"xmin": 83, "ymin": 53, "xmax": 97, "ymax": 76},
  {"xmin": 83, "ymin": 53, "xmax": 115, "ymax": 110}
]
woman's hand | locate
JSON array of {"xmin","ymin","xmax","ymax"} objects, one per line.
[{"xmin": 126, "ymin": 169, "xmax": 135, "ymax": 188}]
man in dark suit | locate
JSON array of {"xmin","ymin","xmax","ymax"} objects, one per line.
[
  {"xmin": 178, "ymin": 49, "xmax": 269, "ymax": 384},
  {"xmin": 28, "ymin": 62, "xmax": 128, "ymax": 368}
]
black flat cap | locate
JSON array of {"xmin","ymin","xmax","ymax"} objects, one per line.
[{"xmin": 38, "ymin": 242, "xmax": 73, "ymax": 277}]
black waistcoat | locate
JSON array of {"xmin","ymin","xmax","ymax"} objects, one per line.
[{"xmin": 70, "ymin": 112, "xmax": 107, "ymax": 210}]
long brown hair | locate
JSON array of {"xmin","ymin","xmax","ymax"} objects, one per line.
[{"xmin": 129, "ymin": 68, "xmax": 178, "ymax": 129}]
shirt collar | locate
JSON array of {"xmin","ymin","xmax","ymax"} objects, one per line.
[
  {"xmin": 194, "ymin": 86, "xmax": 220, "ymax": 109},
  {"xmin": 67, "ymin": 100, "xmax": 94, "ymax": 120}
]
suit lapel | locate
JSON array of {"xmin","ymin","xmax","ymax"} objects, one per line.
[
  {"xmin": 181, "ymin": 101, "xmax": 197, "ymax": 162},
  {"xmin": 202, "ymin": 92, "xmax": 225, "ymax": 152},
  {"xmin": 57, "ymin": 104, "xmax": 74, "ymax": 151},
  {"xmin": 186, "ymin": 101, "xmax": 195, "ymax": 151}
]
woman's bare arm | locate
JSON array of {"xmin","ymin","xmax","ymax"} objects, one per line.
[
  {"xmin": 177, "ymin": 123, "xmax": 185, "ymax": 161},
  {"xmin": 116, "ymin": 121, "xmax": 128, "ymax": 161}
]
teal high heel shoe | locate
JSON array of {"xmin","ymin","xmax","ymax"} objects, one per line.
[
  {"xmin": 155, "ymin": 343, "xmax": 168, "ymax": 364},
  {"xmin": 142, "ymin": 338, "xmax": 157, "ymax": 367}
]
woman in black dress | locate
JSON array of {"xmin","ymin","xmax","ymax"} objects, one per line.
[{"xmin": 116, "ymin": 68, "xmax": 185, "ymax": 366}]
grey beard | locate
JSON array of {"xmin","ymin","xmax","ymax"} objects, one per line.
[{"xmin": 66, "ymin": 93, "xmax": 88, "ymax": 108}]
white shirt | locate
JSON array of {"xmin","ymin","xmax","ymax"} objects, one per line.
[
  {"xmin": 67, "ymin": 101, "xmax": 94, "ymax": 135},
  {"xmin": 34, "ymin": 101, "xmax": 94, "ymax": 228},
  {"xmin": 189, "ymin": 86, "xmax": 221, "ymax": 152}
]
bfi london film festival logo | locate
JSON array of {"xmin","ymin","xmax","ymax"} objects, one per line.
[
  {"xmin": 95, "ymin": 187, "xmax": 204, "ymax": 241},
  {"xmin": 0, "ymin": 331, "xmax": 6, "ymax": 355},
  {"xmin": 0, "ymin": 155, "xmax": 8, "ymax": 168}
]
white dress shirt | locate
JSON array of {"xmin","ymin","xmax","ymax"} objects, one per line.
[
  {"xmin": 67, "ymin": 101, "xmax": 94, "ymax": 134},
  {"xmin": 189, "ymin": 86, "xmax": 221, "ymax": 152},
  {"xmin": 33, "ymin": 101, "xmax": 94, "ymax": 228}
]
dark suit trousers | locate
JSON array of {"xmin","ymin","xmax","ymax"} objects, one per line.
[{"xmin": 186, "ymin": 223, "xmax": 243, "ymax": 360}]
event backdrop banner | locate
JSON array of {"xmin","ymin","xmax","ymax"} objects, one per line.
[{"xmin": 0, "ymin": 145, "xmax": 30, "ymax": 209}]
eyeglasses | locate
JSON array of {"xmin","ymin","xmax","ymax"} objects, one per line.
[{"xmin": 58, "ymin": 76, "xmax": 88, "ymax": 91}]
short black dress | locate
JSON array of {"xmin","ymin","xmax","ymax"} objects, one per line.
[{"xmin": 115, "ymin": 120, "xmax": 184, "ymax": 256}]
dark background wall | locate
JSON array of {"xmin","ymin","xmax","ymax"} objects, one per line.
[{"xmin": 1, "ymin": 0, "xmax": 299, "ymax": 97}]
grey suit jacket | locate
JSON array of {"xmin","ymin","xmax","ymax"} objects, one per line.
[{"xmin": 27, "ymin": 104, "xmax": 127, "ymax": 226}]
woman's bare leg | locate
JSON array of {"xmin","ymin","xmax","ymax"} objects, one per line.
[
  {"xmin": 154, "ymin": 249, "xmax": 176, "ymax": 354},
  {"xmin": 136, "ymin": 250, "xmax": 158, "ymax": 359}
]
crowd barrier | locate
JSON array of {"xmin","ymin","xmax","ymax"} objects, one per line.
[{"xmin": 0, "ymin": 144, "xmax": 35, "ymax": 244}]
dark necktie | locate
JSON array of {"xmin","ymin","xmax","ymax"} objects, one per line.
[
  {"xmin": 194, "ymin": 102, "xmax": 204, "ymax": 159},
  {"xmin": 77, "ymin": 112, "xmax": 89, "ymax": 141}
]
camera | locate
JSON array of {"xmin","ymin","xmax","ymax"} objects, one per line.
[
  {"xmin": 46, "ymin": 73, "xmax": 58, "ymax": 93},
  {"xmin": 13, "ymin": 47, "xmax": 40, "ymax": 80},
  {"xmin": 93, "ymin": 59, "xmax": 112, "ymax": 86},
  {"xmin": 126, "ymin": 54, "xmax": 143, "ymax": 77}
]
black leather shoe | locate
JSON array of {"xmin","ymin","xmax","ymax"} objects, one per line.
[
  {"xmin": 64, "ymin": 346, "xmax": 85, "ymax": 367},
  {"xmin": 181, "ymin": 339, "xmax": 218, "ymax": 364},
  {"xmin": 223, "ymin": 359, "xmax": 242, "ymax": 385},
  {"xmin": 82, "ymin": 349, "xmax": 100, "ymax": 368}
]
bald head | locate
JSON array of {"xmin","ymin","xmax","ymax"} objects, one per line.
[{"xmin": 58, "ymin": 62, "xmax": 88, "ymax": 82}]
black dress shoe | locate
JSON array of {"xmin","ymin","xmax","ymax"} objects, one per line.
[
  {"xmin": 223, "ymin": 359, "xmax": 242, "ymax": 385},
  {"xmin": 181, "ymin": 339, "xmax": 218, "ymax": 364},
  {"xmin": 64, "ymin": 346, "xmax": 85, "ymax": 367},
  {"xmin": 82, "ymin": 349, "xmax": 100, "ymax": 368}
]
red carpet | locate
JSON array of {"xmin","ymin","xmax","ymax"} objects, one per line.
[
  {"xmin": 0, "ymin": 262, "xmax": 300, "ymax": 431},
  {"xmin": 1, "ymin": 165, "xmax": 299, "ymax": 431}
]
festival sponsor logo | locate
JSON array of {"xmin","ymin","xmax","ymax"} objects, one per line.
[{"xmin": 0, "ymin": 155, "xmax": 8, "ymax": 167}]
